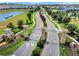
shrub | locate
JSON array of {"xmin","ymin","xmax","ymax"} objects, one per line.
[
  {"xmin": 5, "ymin": 38, "xmax": 14, "ymax": 43},
  {"xmin": 12, "ymin": 28, "xmax": 20, "ymax": 34},
  {"xmin": 37, "ymin": 40, "xmax": 44, "ymax": 48},
  {"xmin": 32, "ymin": 47, "xmax": 41, "ymax": 56},
  {"xmin": 67, "ymin": 24, "xmax": 77, "ymax": 32}
]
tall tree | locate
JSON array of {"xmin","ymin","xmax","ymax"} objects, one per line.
[
  {"xmin": 62, "ymin": 17, "xmax": 71, "ymax": 25},
  {"xmin": 17, "ymin": 20, "xmax": 23, "ymax": 29}
]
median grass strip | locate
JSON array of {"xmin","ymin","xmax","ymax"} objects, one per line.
[{"xmin": 32, "ymin": 32, "xmax": 47, "ymax": 56}]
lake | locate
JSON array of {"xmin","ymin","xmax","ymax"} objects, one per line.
[{"xmin": 0, "ymin": 12, "xmax": 23, "ymax": 22}]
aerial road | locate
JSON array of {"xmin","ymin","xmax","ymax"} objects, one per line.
[
  {"xmin": 12, "ymin": 12, "xmax": 43, "ymax": 56},
  {"xmin": 41, "ymin": 10, "xmax": 60, "ymax": 56}
]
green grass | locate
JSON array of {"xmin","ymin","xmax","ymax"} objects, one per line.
[
  {"xmin": 28, "ymin": 12, "xmax": 36, "ymax": 35},
  {"xmin": 32, "ymin": 47, "xmax": 42, "ymax": 56},
  {"xmin": 19, "ymin": 28, "xmax": 34, "ymax": 36},
  {"xmin": 69, "ymin": 18, "xmax": 79, "ymax": 29},
  {"xmin": 12, "ymin": 28, "xmax": 21, "ymax": 34},
  {"xmin": 32, "ymin": 31, "xmax": 47, "ymax": 56},
  {"xmin": 28, "ymin": 28, "xmax": 34, "ymax": 35},
  {"xmin": 0, "ymin": 37, "xmax": 24, "ymax": 56},
  {"xmin": 19, "ymin": 12, "xmax": 36, "ymax": 36},
  {"xmin": 60, "ymin": 44, "xmax": 72, "ymax": 56},
  {"xmin": 0, "ymin": 30, "xmax": 4, "ymax": 35}
]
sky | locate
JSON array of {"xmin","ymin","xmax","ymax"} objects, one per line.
[{"xmin": 0, "ymin": 2, "xmax": 79, "ymax": 5}]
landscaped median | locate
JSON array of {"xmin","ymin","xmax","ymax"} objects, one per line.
[
  {"xmin": 32, "ymin": 31, "xmax": 47, "ymax": 56},
  {"xmin": 31, "ymin": 11, "xmax": 47, "ymax": 56}
]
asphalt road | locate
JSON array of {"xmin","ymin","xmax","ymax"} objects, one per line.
[
  {"xmin": 12, "ymin": 12, "xmax": 43, "ymax": 56},
  {"xmin": 41, "ymin": 12, "xmax": 60, "ymax": 56}
]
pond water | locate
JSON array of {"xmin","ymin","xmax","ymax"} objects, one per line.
[{"xmin": 0, "ymin": 12, "xmax": 23, "ymax": 22}]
